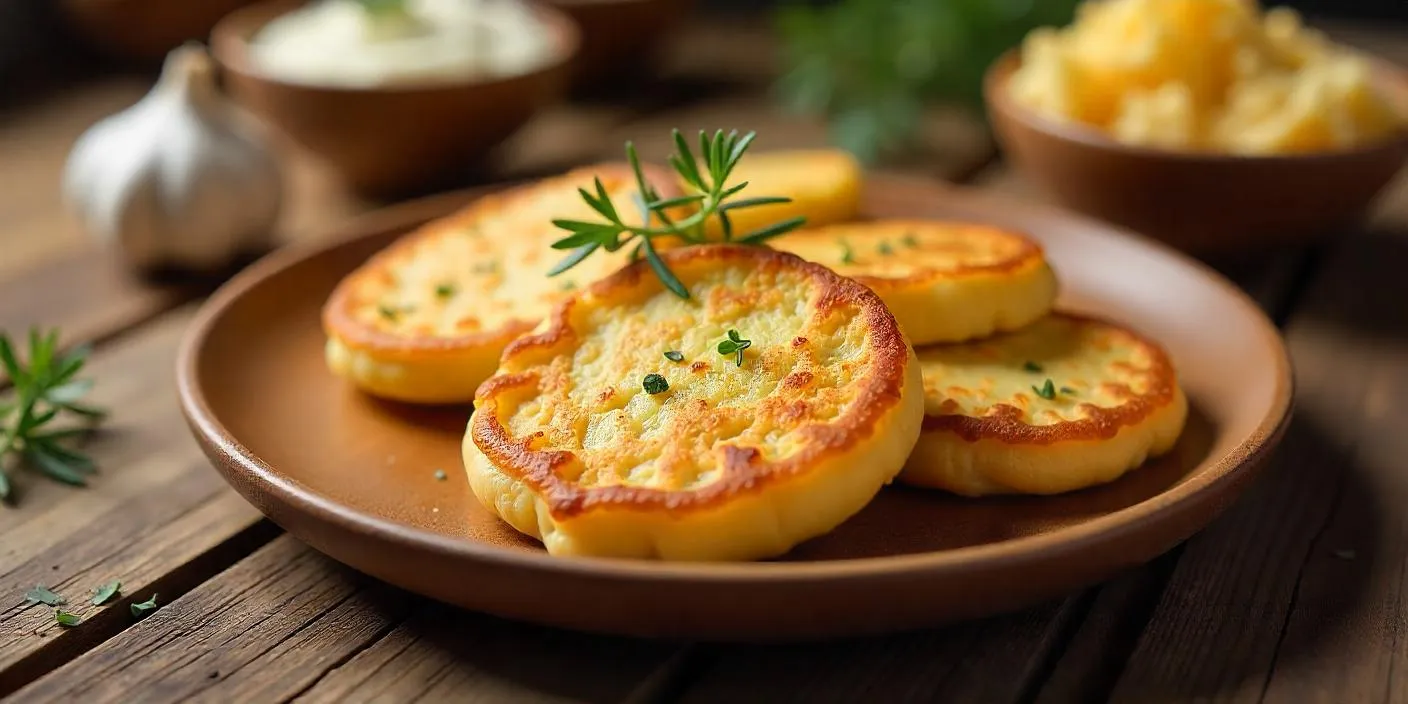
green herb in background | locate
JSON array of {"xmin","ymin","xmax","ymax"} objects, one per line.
[
  {"xmin": 353, "ymin": 0, "xmax": 409, "ymax": 18},
  {"xmin": 54, "ymin": 609, "xmax": 81, "ymax": 627},
  {"xmin": 838, "ymin": 239, "xmax": 856, "ymax": 265},
  {"xmin": 0, "ymin": 329, "xmax": 106, "ymax": 503},
  {"xmin": 548, "ymin": 129, "xmax": 806, "ymax": 299},
  {"xmin": 776, "ymin": 0, "xmax": 1080, "ymax": 163}
]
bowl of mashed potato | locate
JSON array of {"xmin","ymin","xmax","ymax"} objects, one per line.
[
  {"xmin": 984, "ymin": 0, "xmax": 1408, "ymax": 252},
  {"xmin": 212, "ymin": 0, "xmax": 579, "ymax": 196}
]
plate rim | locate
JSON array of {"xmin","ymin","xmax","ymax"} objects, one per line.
[{"xmin": 176, "ymin": 174, "xmax": 1295, "ymax": 584}]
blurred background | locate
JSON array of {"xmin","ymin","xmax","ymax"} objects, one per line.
[
  {"xmin": 5, "ymin": 0, "xmax": 1404, "ymax": 164},
  {"xmin": 2, "ymin": 0, "xmax": 1405, "ymax": 272}
]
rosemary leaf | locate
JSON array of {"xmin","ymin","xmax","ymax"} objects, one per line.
[
  {"xmin": 720, "ymin": 196, "xmax": 792, "ymax": 212},
  {"xmin": 738, "ymin": 216, "xmax": 807, "ymax": 244},
  {"xmin": 642, "ymin": 237, "xmax": 688, "ymax": 299},
  {"xmin": 25, "ymin": 446, "xmax": 88, "ymax": 486},
  {"xmin": 547, "ymin": 243, "xmax": 600, "ymax": 277}
]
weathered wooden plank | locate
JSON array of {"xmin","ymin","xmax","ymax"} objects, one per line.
[
  {"xmin": 0, "ymin": 307, "xmax": 277, "ymax": 697},
  {"xmin": 1103, "ymin": 173, "xmax": 1408, "ymax": 702},
  {"xmin": 9, "ymin": 538, "xmax": 409, "ymax": 704},
  {"xmin": 676, "ymin": 601, "xmax": 1082, "ymax": 704},
  {"xmin": 0, "ymin": 247, "xmax": 189, "ymax": 350},
  {"xmin": 9, "ymin": 536, "xmax": 681, "ymax": 704}
]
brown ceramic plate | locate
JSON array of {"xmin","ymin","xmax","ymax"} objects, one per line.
[{"xmin": 176, "ymin": 175, "xmax": 1292, "ymax": 641}]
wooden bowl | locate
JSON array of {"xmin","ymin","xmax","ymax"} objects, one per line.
[
  {"xmin": 209, "ymin": 1, "xmax": 579, "ymax": 198},
  {"xmin": 176, "ymin": 175, "xmax": 1292, "ymax": 640},
  {"xmin": 542, "ymin": 0, "xmax": 692, "ymax": 91},
  {"xmin": 61, "ymin": 0, "xmax": 262, "ymax": 61},
  {"xmin": 984, "ymin": 50, "xmax": 1408, "ymax": 253}
]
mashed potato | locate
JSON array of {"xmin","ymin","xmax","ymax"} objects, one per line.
[{"xmin": 1008, "ymin": 0, "xmax": 1406, "ymax": 154}]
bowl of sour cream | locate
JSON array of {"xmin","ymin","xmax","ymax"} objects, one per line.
[{"xmin": 212, "ymin": 0, "xmax": 579, "ymax": 196}]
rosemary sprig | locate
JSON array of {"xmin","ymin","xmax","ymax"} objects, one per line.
[
  {"xmin": 0, "ymin": 329, "xmax": 106, "ymax": 503},
  {"xmin": 548, "ymin": 129, "xmax": 808, "ymax": 299}
]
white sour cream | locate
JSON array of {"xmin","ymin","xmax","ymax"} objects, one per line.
[{"xmin": 248, "ymin": 0, "xmax": 557, "ymax": 88}]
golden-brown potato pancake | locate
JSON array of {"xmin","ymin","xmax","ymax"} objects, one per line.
[
  {"xmin": 322, "ymin": 163, "xmax": 680, "ymax": 404},
  {"xmin": 769, "ymin": 220, "xmax": 1059, "ymax": 346},
  {"xmin": 901, "ymin": 313, "xmax": 1187, "ymax": 496},
  {"xmin": 464, "ymin": 244, "xmax": 925, "ymax": 561}
]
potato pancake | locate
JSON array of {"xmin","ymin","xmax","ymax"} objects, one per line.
[
  {"xmin": 464, "ymin": 244, "xmax": 925, "ymax": 560},
  {"xmin": 322, "ymin": 163, "xmax": 680, "ymax": 404},
  {"xmin": 770, "ymin": 220, "xmax": 1059, "ymax": 345},
  {"xmin": 901, "ymin": 313, "xmax": 1187, "ymax": 496}
]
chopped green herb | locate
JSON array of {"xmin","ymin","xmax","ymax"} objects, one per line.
[
  {"xmin": 838, "ymin": 239, "xmax": 856, "ymax": 265},
  {"xmin": 433, "ymin": 469, "xmax": 447, "ymax": 481},
  {"xmin": 901, "ymin": 233, "xmax": 919, "ymax": 248},
  {"xmin": 642, "ymin": 373, "xmax": 670, "ymax": 395},
  {"xmin": 1032, "ymin": 379, "xmax": 1056, "ymax": 400},
  {"xmin": 377, "ymin": 305, "xmax": 399, "ymax": 321},
  {"xmin": 90, "ymin": 580, "xmax": 121, "ymax": 606},
  {"xmin": 1023, "ymin": 361, "xmax": 1043, "ymax": 373},
  {"xmin": 716, "ymin": 330, "xmax": 753, "ymax": 367},
  {"xmin": 434, "ymin": 283, "xmax": 456, "ymax": 299},
  {"xmin": 1060, "ymin": 386, "xmax": 1076, "ymax": 395},
  {"xmin": 663, "ymin": 350, "xmax": 685, "ymax": 363},
  {"xmin": 130, "ymin": 594, "xmax": 158, "ymax": 619},
  {"xmin": 876, "ymin": 241, "xmax": 893, "ymax": 256},
  {"xmin": 54, "ymin": 609, "xmax": 81, "ymax": 627},
  {"xmin": 559, "ymin": 280, "xmax": 577, "ymax": 291},
  {"xmin": 25, "ymin": 586, "xmax": 65, "ymax": 606}
]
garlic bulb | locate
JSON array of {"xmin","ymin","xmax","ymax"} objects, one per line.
[{"xmin": 63, "ymin": 43, "xmax": 283, "ymax": 272}]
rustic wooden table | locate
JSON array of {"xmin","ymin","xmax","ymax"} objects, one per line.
[{"xmin": 1, "ymin": 16, "xmax": 1406, "ymax": 704}]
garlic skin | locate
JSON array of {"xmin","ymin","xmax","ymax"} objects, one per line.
[{"xmin": 64, "ymin": 43, "xmax": 283, "ymax": 272}]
